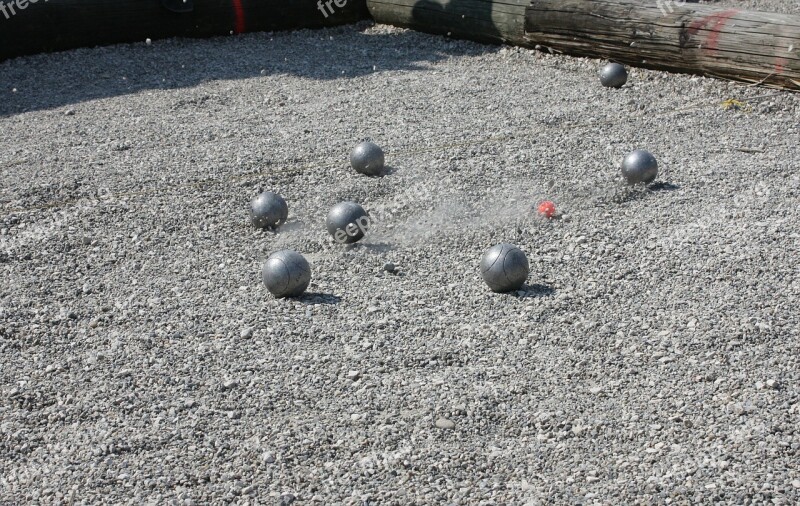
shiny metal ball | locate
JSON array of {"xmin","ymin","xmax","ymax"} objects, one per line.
[
  {"xmin": 621, "ymin": 149, "xmax": 659, "ymax": 185},
  {"xmin": 326, "ymin": 201, "xmax": 370, "ymax": 244},
  {"xmin": 350, "ymin": 141, "xmax": 385, "ymax": 176},
  {"xmin": 262, "ymin": 250, "xmax": 311, "ymax": 298},
  {"xmin": 481, "ymin": 243, "xmax": 529, "ymax": 293},
  {"xmin": 599, "ymin": 63, "xmax": 628, "ymax": 88},
  {"xmin": 250, "ymin": 191, "xmax": 288, "ymax": 229}
]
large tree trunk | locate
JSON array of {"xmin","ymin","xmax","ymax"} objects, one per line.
[
  {"xmin": 366, "ymin": 0, "xmax": 799, "ymax": 90},
  {"xmin": 525, "ymin": 0, "xmax": 800, "ymax": 90},
  {"xmin": 367, "ymin": 0, "xmax": 529, "ymax": 46}
]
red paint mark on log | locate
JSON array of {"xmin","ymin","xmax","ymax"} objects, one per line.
[
  {"xmin": 774, "ymin": 57, "xmax": 788, "ymax": 74},
  {"xmin": 687, "ymin": 10, "xmax": 739, "ymax": 55},
  {"xmin": 232, "ymin": 0, "xmax": 246, "ymax": 34}
]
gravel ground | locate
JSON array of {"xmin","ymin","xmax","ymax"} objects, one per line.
[
  {"xmin": 1, "ymin": 5, "xmax": 800, "ymax": 505},
  {"xmin": 722, "ymin": 0, "xmax": 800, "ymax": 14}
]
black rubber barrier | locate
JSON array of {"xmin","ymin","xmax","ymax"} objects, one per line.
[{"xmin": 0, "ymin": 0, "xmax": 370, "ymax": 61}]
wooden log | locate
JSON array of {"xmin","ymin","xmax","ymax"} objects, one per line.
[
  {"xmin": 366, "ymin": 0, "xmax": 529, "ymax": 46},
  {"xmin": 525, "ymin": 0, "xmax": 800, "ymax": 90},
  {"xmin": 0, "ymin": 0, "xmax": 370, "ymax": 61}
]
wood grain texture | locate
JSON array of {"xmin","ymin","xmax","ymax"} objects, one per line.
[
  {"xmin": 367, "ymin": 0, "xmax": 529, "ymax": 46},
  {"xmin": 0, "ymin": 0, "xmax": 369, "ymax": 61},
  {"xmin": 525, "ymin": 0, "xmax": 800, "ymax": 90}
]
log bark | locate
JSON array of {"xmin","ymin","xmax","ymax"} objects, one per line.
[
  {"xmin": 0, "ymin": 0, "xmax": 369, "ymax": 61},
  {"xmin": 367, "ymin": 0, "xmax": 529, "ymax": 46},
  {"xmin": 525, "ymin": 0, "xmax": 800, "ymax": 90}
]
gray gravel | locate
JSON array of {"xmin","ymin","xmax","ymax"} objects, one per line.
[
  {"xmin": 723, "ymin": 0, "xmax": 800, "ymax": 13},
  {"xmin": 1, "ymin": 8, "xmax": 800, "ymax": 505}
]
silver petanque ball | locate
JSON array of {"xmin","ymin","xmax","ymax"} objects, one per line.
[
  {"xmin": 326, "ymin": 201, "xmax": 370, "ymax": 244},
  {"xmin": 350, "ymin": 141, "xmax": 385, "ymax": 176},
  {"xmin": 250, "ymin": 191, "xmax": 288, "ymax": 229},
  {"xmin": 481, "ymin": 243, "xmax": 529, "ymax": 293},
  {"xmin": 262, "ymin": 250, "xmax": 311, "ymax": 298},
  {"xmin": 621, "ymin": 149, "xmax": 659, "ymax": 185},
  {"xmin": 599, "ymin": 62, "xmax": 628, "ymax": 88}
]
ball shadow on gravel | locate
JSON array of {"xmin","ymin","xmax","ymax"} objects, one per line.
[
  {"xmin": 294, "ymin": 292, "xmax": 342, "ymax": 305},
  {"xmin": 349, "ymin": 242, "xmax": 394, "ymax": 253},
  {"xmin": 649, "ymin": 182, "xmax": 681, "ymax": 192},
  {"xmin": 610, "ymin": 180, "xmax": 680, "ymax": 205},
  {"xmin": 516, "ymin": 283, "xmax": 555, "ymax": 298},
  {"xmin": 271, "ymin": 220, "xmax": 305, "ymax": 233},
  {"xmin": 379, "ymin": 165, "xmax": 400, "ymax": 176}
]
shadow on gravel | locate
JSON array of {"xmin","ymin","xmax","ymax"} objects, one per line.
[
  {"xmin": 0, "ymin": 22, "xmax": 497, "ymax": 117},
  {"xmin": 295, "ymin": 292, "xmax": 342, "ymax": 305},
  {"xmin": 358, "ymin": 242, "xmax": 394, "ymax": 253},
  {"xmin": 649, "ymin": 182, "xmax": 681, "ymax": 192},
  {"xmin": 380, "ymin": 166, "xmax": 400, "ymax": 177},
  {"xmin": 612, "ymin": 186, "xmax": 652, "ymax": 203},
  {"xmin": 614, "ymin": 181, "xmax": 680, "ymax": 205},
  {"xmin": 516, "ymin": 283, "xmax": 555, "ymax": 298}
]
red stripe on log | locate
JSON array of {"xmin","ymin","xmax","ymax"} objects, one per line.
[
  {"xmin": 232, "ymin": 0, "xmax": 246, "ymax": 33},
  {"xmin": 775, "ymin": 57, "xmax": 788, "ymax": 74},
  {"xmin": 687, "ymin": 10, "xmax": 739, "ymax": 55}
]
